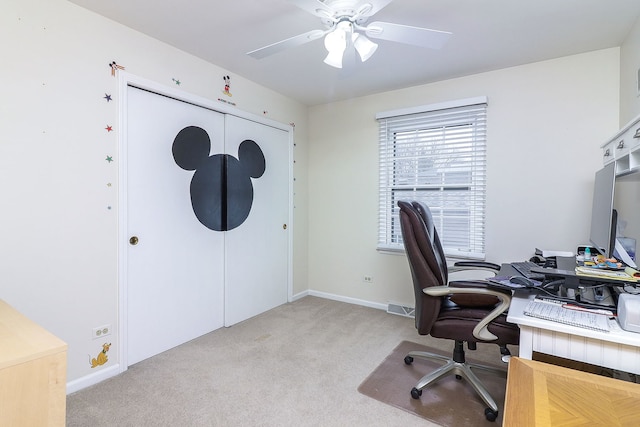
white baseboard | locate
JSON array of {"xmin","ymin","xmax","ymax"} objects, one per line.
[
  {"xmin": 291, "ymin": 290, "xmax": 309, "ymax": 301},
  {"xmin": 66, "ymin": 364, "xmax": 122, "ymax": 395},
  {"xmin": 306, "ymin": 290, "xmax": 387, "ymax": 311}
]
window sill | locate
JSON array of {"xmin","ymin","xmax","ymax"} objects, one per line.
[
  {"xmin": 377, "ymin": 245, "xmax": 485, "ymax": 261},
  {"xmin": 376, "ymin": 246, "xmax": 406, "ymax": 255}
]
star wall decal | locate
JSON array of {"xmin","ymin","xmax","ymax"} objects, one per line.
[
  {"xmin": 172, "ymin": 78, "xmax": 181, "ymax": 85},
  {"xmin": 104, "ymin": 93, "xmax": 112, "ymax": 102},
  {"xmin": 105, "ymin": 125, "xmax": 113, "ymax": 132},
  {"xmin": 106, "ymin": 156, "xmax": 113, "ymax": 163}
]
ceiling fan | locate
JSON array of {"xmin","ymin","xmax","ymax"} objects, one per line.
[{"xmin": 247, "ymin": 0, "xmax": 452, "ymax": 68}]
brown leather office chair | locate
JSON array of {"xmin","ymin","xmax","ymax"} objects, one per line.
[{"xmin": 397, "ymin": 200, "xmax": 520, "ymax": 422}]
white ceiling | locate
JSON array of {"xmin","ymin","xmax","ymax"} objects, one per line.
[{"xmin": 68, "ymin": 0, "xmax": 640, "ymax": 106}]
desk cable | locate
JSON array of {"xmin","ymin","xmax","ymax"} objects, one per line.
[
  {"xmin": 534, "ymin": 283, "xmax": 617, "ymax": 311},
  {"xmin": 621, "ymin": 283, "xmax": 640, "ymax": 295}
]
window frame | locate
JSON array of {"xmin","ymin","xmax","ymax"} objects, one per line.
[{"xmin": 376, "ymin": 97, "xmax": 488, "ymax": 259}]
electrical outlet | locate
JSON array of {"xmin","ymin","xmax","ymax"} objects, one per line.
[
  {"xmin": 363, "ymin": 276, "xmax": 373, "ymax": 283},
  {"xmin": 92, "ymin": 324, "xmax": 111, "ymax": 340}
]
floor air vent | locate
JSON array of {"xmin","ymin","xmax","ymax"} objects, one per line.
[{"xmin": 387, "ymin": 303, "xmax": 415, "ymax": 318}]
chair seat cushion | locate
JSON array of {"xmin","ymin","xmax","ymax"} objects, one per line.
[
  {"xmin": 431, "ymin": 306, "xmax": 520, "ymax": 345},
  {"xmin": 449, "ymin": 294, "xmax": 500, "ymax": 307},
  {"xmin": 447, "ymin": 280, "xmax": 506, "ymax": 307}
]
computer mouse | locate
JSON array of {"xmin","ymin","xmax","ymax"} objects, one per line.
[
  {"xmin": 594, "ymin": 287, "xmax": 605, "ymax": 301},
  {"xmin": 509, "ymin": 276, "xmax": 535, "ymax": 287}
]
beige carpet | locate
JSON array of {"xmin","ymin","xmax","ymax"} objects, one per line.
[
  {"xmin": 358, "ymin": 340, "xmax": 507, "ymax": 426},
  {"xmin": 67, "ymin": 297, "xmax": 513, "ymax": 426}
]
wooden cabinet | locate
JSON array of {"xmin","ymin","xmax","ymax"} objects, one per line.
[
  {"xmin": 0, "ymin": 300, "xmax": 67, "ymax": 426},
  {"xmin": 601, "ymin": 113, "xmax": 640, "ymax": 175}
]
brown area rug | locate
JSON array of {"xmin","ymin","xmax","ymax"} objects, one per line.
[{"xmin": 358, "ymin": 340, "xmax": 506, "ymax": 426}]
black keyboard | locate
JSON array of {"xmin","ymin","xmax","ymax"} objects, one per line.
[{"xmin": 511, "ymin": 261, "xmax": 545, "ymax": 279}]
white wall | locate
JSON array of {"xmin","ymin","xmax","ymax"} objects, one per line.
[
  {"xmin": 620, "ymin": 13, "xmax": 640, "ymax": 124},
  {"xmin": 0, "ymin": 0, "xmax": 308, "ymax": 386},
  {"xmin": 307, "ymin": 49, "xmax": 621, "ymax": 309}
]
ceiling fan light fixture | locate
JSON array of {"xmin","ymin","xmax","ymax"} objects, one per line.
[
  {"xmin": 353, "ymin": 33, "xmax": 377, "ymax": 62},
  {"xmin": 323, "ymin": 50, "xmax": 344, "ymax": 68},
  {"xmin": 323, "ymin": 23, "xmax": 349, "ymax": 68},
  {"xmin": 324, "ymin": 26, "xmax": 347, "ymax": 52}
]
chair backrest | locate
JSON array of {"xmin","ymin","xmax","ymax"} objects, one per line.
[
  {"xmin": 397, "ymin": 201, "xmax": 446, "ymax": 335},
  {"xmin": 411, "ymin": 201, "xmax": 448, "ymax": 285}
]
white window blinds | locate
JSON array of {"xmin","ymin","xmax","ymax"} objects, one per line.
[{"xmin": 377, "ymin": 97, "xmax": 488, "ymax": 259}]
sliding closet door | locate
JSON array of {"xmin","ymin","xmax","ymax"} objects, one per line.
[
  {"xmin": 223, "ymin": 115, "xmax": 289, "ymax": 326},
  {"xmin": 126, "ymin": 86, "xmax": 225, "ymax": 365}
]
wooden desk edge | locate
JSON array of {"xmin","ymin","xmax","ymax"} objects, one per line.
[{"xmin": 504, "ymin": 357, "xmax": 640, "ymax": 426}]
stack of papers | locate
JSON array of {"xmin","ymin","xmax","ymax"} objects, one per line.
[
  {"xmin": 524, "ymin": 299, "xmax": 611, "ymax": 332},
  {"xmin": 575, "ymin": 266, "xmax": 640, "ymax": 282}
]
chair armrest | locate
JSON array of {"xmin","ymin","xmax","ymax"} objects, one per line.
[
  {"xmin": 450, "ymin": 261, "xmax": 501, "ymax": 273},
  {"xmin": 449, "ymin": 261, "xmax": 501, "ymax": 278},
  {"xmin": 423, "ymin": 284, "xmax": 511, "ymax": 341}
]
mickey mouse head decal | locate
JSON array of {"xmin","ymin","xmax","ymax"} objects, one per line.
[{"xmin": 172, "ymin": 126, "xmax": 265, "ymax": 231}]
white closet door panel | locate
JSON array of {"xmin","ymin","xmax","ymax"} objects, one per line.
[
  {"xmin": 127, "ymin": 86, "xmax": 224, "ymax": 365},
  {"xmin": 223, "ymin": 115, "xmax": 289, "ymax": 326}
]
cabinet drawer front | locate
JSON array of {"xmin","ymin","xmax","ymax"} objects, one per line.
[
  {"xmin": 602, "ymin": 141, "xmax": 615, "ymax": 164},
  {"xmin": 629, "ymin": 125, "xmax": 640, "ymax": 150}
]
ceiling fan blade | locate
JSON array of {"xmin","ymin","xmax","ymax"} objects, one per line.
[
  {"xmin": 289, "ymin": 0, "xmax": 394, "ymax": 22},
  {"xmin": 247, "ymin": 29, "xmax": 327, "ymax": 59},
  {"xmin": 366, "ymin": 0, "xmax": 395, "ymax": 16},
  {"xmin": 365, "ymin": 21, "xmax": 452, "ymax": 49},
  {"xmin": 288, "ymin": 0, "xmax": 334, "ymax": 19}
]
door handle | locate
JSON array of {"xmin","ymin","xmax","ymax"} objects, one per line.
[{"xmin": 129, "ymin": 236, "xmax": 139, "ymax": 245}]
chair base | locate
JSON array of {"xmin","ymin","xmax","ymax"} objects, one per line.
[{"xmin": 405, "ymin": 348, "xmax": 507, "ymax": 412}]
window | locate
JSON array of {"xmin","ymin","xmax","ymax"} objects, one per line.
[{"xmin": 377, "ymin": 97, "xmax": 487, "ymax": 259}]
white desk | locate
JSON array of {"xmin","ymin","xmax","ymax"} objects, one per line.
[{"xmin": 507, "ymin": 291, "xmax": 640, "ymax": 374}]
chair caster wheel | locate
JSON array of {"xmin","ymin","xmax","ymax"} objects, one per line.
[
  {"xmin": 455, "ymin": 374, "xmax": 462, "ymax": 380},
  {"xmin": 404, "ymin": 356, "xmax": 414, "ymax": 365},
  {"xmin": 484, "ymin": 408, "xmax": 498, "ymax": 422},
  {"xmin": 410, "ymin": 387, "xmax": 422, "ymax": 399}
]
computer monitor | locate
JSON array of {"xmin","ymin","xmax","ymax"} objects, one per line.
[
  {"xmin": 589, "ymin": 163, "xmax": 616, "ymax": 258},
  {"xmin": 613, "ymin": 171, "xmax": 639, "ymax": 268}
]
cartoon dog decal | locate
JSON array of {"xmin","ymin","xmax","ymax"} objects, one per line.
[{"xmin": 90, "ymin": 342, "xmax": 111, "ymax": 368}]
